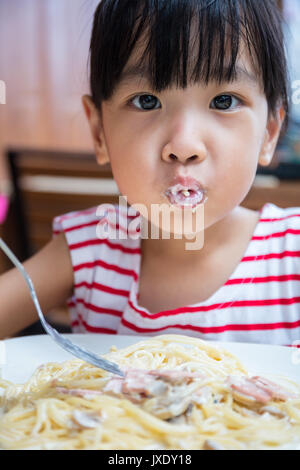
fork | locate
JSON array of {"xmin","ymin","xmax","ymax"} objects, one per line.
[{"xmin": 0, "ymin": 238, "xmax": 124, "ymax": 377}]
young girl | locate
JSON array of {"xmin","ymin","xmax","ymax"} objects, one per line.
[{"xmin": 0, "ymin": 0, "xmax": 299, "ymax": 347}]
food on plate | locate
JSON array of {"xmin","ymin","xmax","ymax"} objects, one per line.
[{"xmin": 0, "ymin": 335, "xmax": 299, "ymax": 450}]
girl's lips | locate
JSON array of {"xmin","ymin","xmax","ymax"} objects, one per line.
[
  {"xmin": 164, "ymin": 178, "xmax": 208, "ymax": 209},
  {"xmin": 170, "ymin": 176, "xmax": 207, "ymax": 192}
]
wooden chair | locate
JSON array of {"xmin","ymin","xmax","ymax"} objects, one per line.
[
  {"xmin": 2, "ymin": 148, "xmax": 120, "ymax": 335},
  {"xmin": 6, "ymin": 148, "xmax": 119, "ymax": 259}
]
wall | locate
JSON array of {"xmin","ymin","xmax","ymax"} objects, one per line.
[{"xmin": 0, "ymin": 0, "xmax": 99, "ymax": 183}]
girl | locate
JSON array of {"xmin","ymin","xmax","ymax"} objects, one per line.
[{"xmin": 0, "ymin": 0, "xmax": 299, "ymax": 346}]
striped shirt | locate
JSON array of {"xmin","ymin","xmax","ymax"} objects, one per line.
[{"xmin": 53, "ymin": 202, "xmax": 300, "ymax": 346}]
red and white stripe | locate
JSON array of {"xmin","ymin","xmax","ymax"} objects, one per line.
[{"xmin": 53, "ymin": 202, "xmax": 300, "ymax": 346}]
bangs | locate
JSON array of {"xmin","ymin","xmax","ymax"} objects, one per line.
[
  {"xmin": 142, "ymin": 0, "xmax": 243, "ymax": 90},
  {"xmin": 90, "ymin": 0, "xmax": 289, "ymax": 117}
]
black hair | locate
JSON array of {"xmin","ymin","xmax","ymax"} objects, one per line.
[{"xmin": 89, "ymin": 0, "xmax": 289, "ymax": 126}]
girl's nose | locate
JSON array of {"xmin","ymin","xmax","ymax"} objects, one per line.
[{"xmin": 161, "ymin": 126, "xmax": 208, "ymax": 165}]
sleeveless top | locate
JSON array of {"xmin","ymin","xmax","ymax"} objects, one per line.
[{"xmin": 53, "ymin": 203, "xmax": 300, "ymax": 346}]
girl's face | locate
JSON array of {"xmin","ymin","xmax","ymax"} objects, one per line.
[{"xmin": 83, "ymin": 47, "xmax": 283, "ymax": 233}]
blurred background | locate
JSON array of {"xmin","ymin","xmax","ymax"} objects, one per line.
[{"xmin": 0, "ymin": 0, "xmax": 299, "ymax": 337}]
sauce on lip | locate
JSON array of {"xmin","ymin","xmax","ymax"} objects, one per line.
[{"xmin": 165, "ymin": 185, "xmax": 208, "ymax": 209}]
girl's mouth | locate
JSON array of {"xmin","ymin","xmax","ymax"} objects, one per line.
[{"xmin": 165, "ymin": 183, "xmax": 208, "ymax": 211}]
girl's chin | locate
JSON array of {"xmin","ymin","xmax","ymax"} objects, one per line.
[{"xmin": 135, "ymin": 203, "xmax": 206, "ymax": 239}]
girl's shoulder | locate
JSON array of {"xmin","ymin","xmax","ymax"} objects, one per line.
[
  {"xmin": 52, "ymin": 203, "xmax": 142, "ymax": 253},
  {"xmin": 53, "ymin": 206, "xmax": 100, "ymax": 233},
  {"xmin": 259, "ymin": 202, "xmax": 300, "ymax": 250},
  {"xmin": 261, "ymin": 203, "xmax": 300, "ymax": 227}
]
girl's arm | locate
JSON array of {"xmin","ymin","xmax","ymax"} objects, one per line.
[{"xmin": 0, "ymin": 233, "xmax": 74, "ymax": 339}]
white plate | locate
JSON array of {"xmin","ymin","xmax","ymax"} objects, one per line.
[{"xmin": 1, "ymin": 334, "xmax": 300, "ymax": 385}]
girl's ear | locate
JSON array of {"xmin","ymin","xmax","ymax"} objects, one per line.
[
  {"xmin": 81, "ymin": 95, "xmax": 110, "ymax": 165},
  {"xmin": 258, "ymin": 105, "xmax": 286, "ymax": 167}
]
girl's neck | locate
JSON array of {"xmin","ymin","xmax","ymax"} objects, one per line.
[{"xmin": 140, "ymin": 206, "xmax": 259, "ymax": 265}]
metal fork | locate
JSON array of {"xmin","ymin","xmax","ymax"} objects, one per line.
[{"xmin": 0, "ymin": 238, "xmax": 124, "ymax": 377}]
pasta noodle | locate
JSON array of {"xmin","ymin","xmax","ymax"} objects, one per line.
[{"xmin": 0, "ymin": 334, "xmax": 299, "ymax": 450}]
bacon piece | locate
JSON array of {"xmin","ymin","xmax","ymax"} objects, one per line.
[
  {"xmin": 103, "ymin": 370, "xmax": 167, "ymax": 399},
  {"xmin": 103, "ymin": 377, "xmax": 124, "ymax": 395},
  {"xmin": 228, "ymin": 376, "xmax": 272, "ymax": 405},
  {"xmin": 122, "ymin": 370, "xmax": 167, "ymax": 397},
  {"xmin": 119, "ymin": 369, "xmax": 205, "ymax": 395},
  {"xmin": 228, "ymin": 375, "xmax": 298, "ymax": 406},
  {"xmin": 103, "ymin": 368, "xmax": 207, "ymax": 418},
  {"xmin": 251, "ymin": 376, "xmax": 297, "ymax": 401},
  {"xmin": 148, "ymin": 369, "xmax": 205, "ymax": 384},
  {"xmin": 103, "ymin": 368, "xmax": 207, "ymax": 401},
  {"xmin": 56, "ymin": 387, "xmax": 103, "ymax": 398}
]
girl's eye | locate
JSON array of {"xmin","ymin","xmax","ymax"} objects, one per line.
[
  {"xmin": 130, "ymin": 94, "xmax": 161, "ymax": 111},
  {"xmin": 210, "ymin": 94, "xmax": 241, "ymax": 111}
]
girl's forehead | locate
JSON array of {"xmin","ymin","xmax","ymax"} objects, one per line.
[{"xmin": 119, "ymin": 40, "xmax": 262, "ymax": 91}]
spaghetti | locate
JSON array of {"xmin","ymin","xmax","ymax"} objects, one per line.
[{"xmin": 0, "ymin": 335, "xmax": 299, "ymax": 450}]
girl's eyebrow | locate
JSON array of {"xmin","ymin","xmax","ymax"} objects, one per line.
[
  {"xmin": 116, "ymin": 64, "xmax": 259, "ymax": 89},
  {"xmin": 229, "ymin": 65, "xmax": 259, "ymax": 88},
  {"xmin": 117, "ymin": 65, "xmax": 151, "ymax": 87}
]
